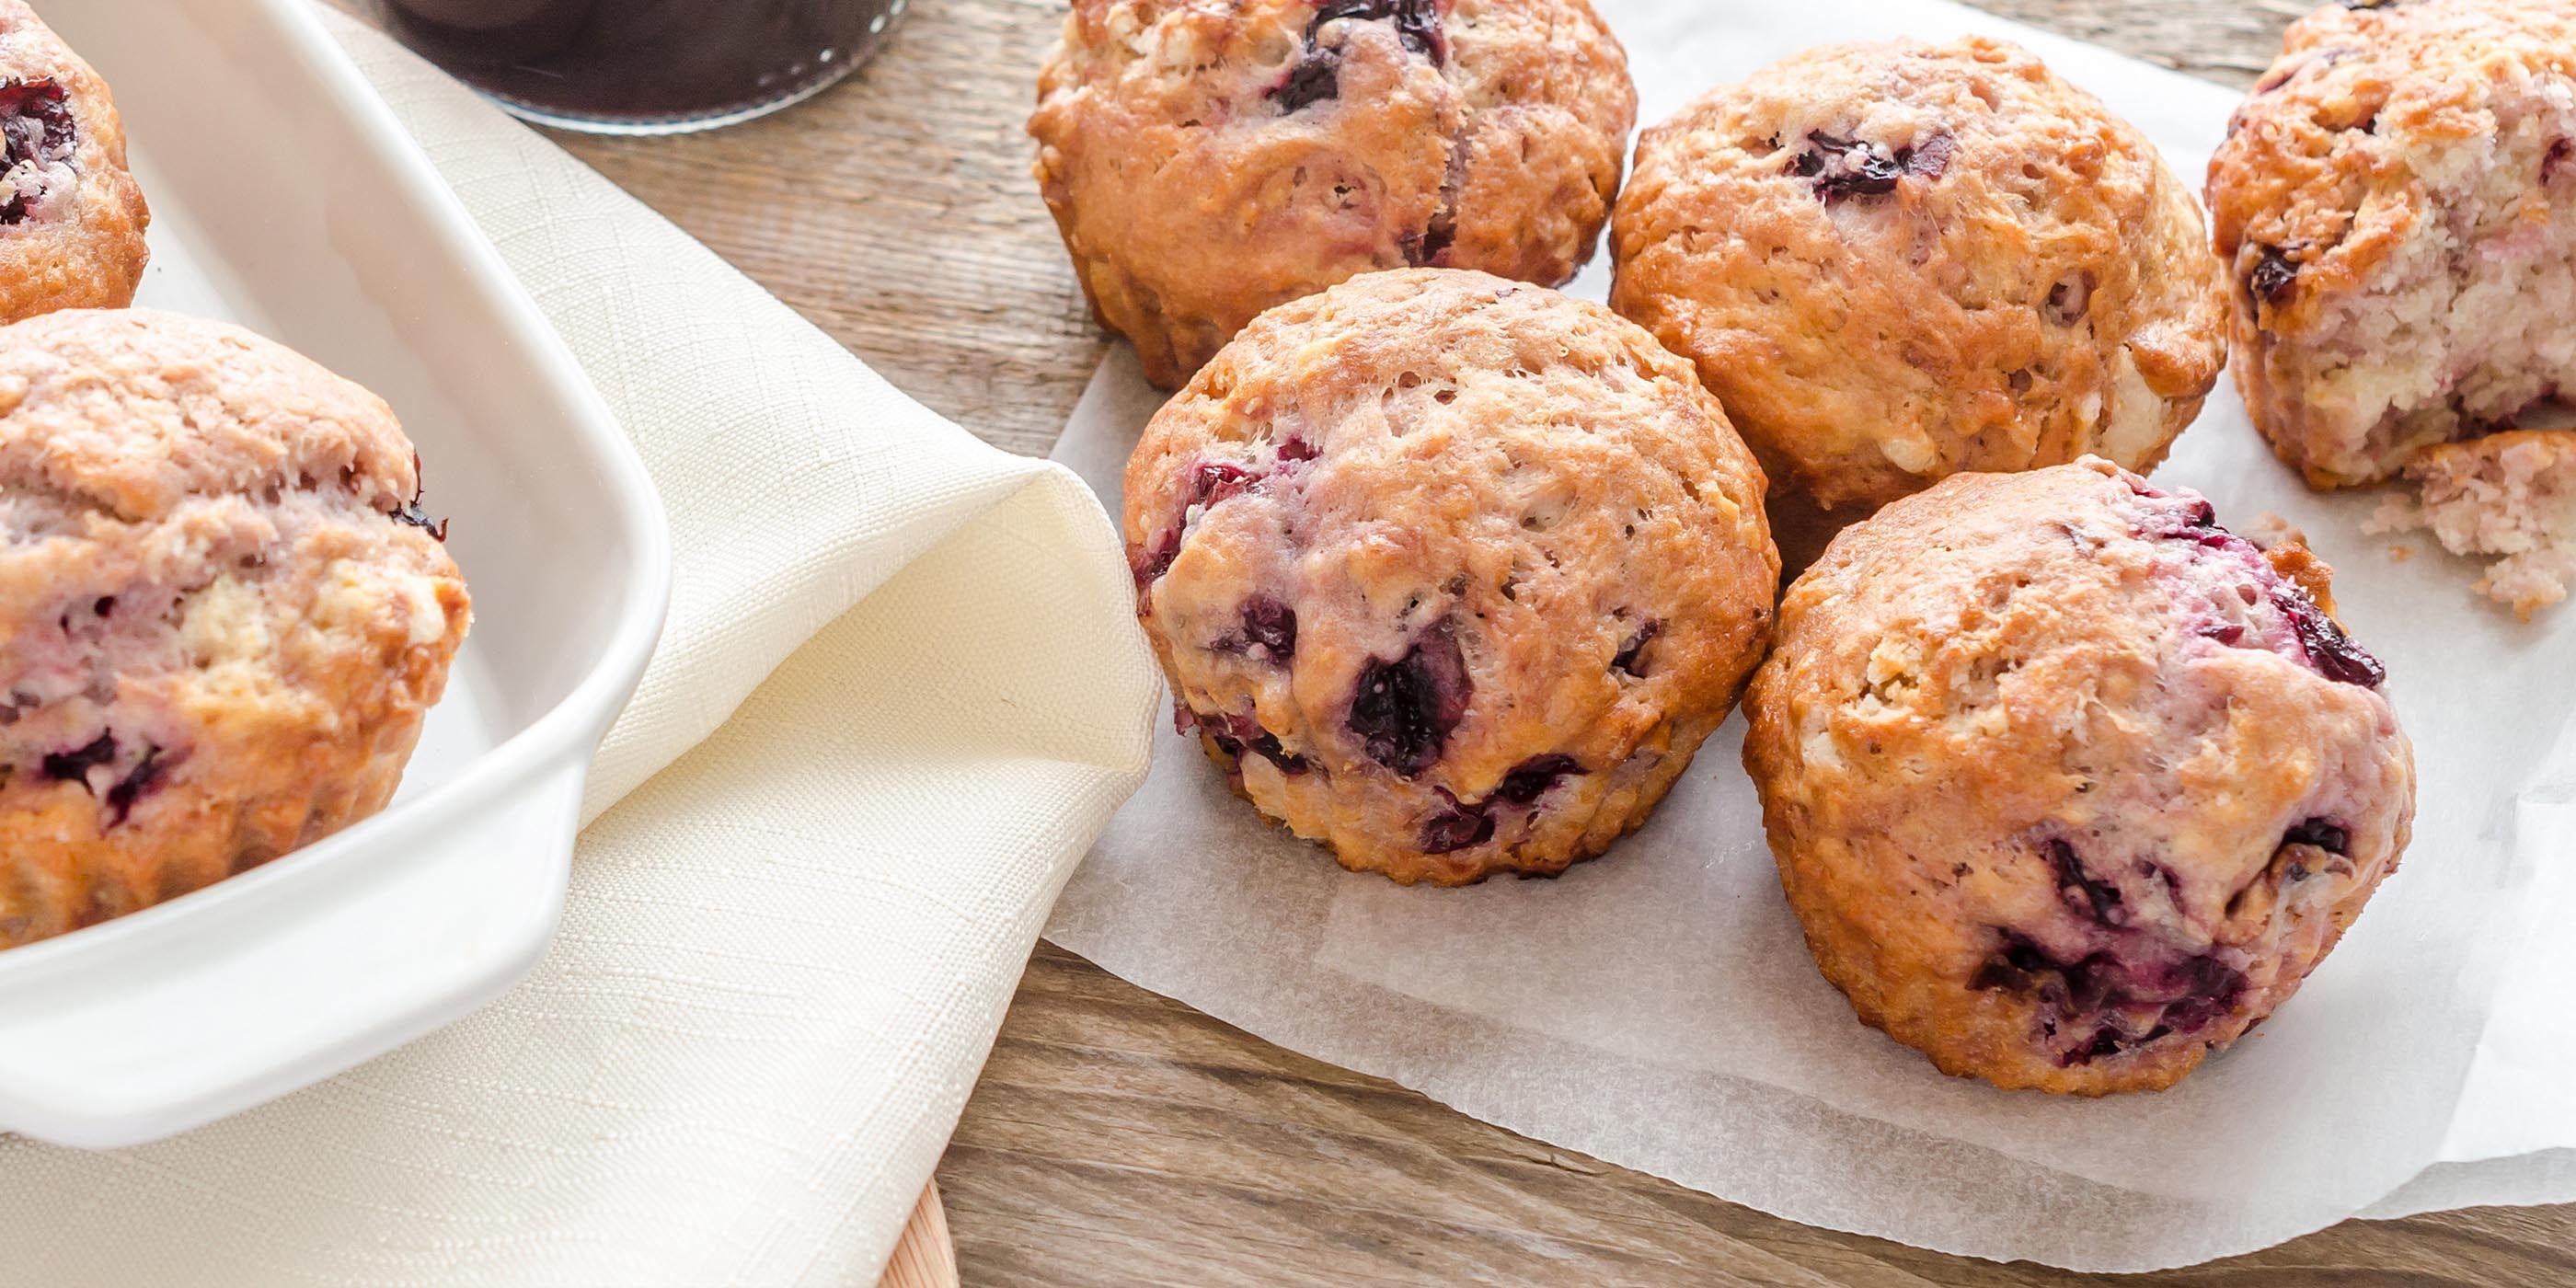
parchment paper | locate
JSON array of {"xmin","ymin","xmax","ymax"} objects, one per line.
[{"xmin": 1043, "ymin": 0, "xmax": 2576, "ymax": 1268}]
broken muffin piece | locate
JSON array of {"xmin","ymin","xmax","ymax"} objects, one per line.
[
  {"xmin": 2371, "ymin": 428, "xmax": 2576, "ymax": 617},
  {"xmin": 2208, "ymin": 0, "xmax": 2576, "ymax": 487}
]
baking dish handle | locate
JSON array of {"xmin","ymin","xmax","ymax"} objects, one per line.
[{"xmin": 0, "ymin": 760, "xmax": 585, "ymax": 1149}]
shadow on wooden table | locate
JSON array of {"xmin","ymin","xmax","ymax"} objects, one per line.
[{"xmin": 940, "ymin": 944, "xmax": 2576, "ymax": 1288}]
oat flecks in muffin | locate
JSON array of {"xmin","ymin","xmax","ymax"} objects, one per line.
[
  {"xmin": 1126, "ymin": 268, "xmax": 1778, "ymax": 885},
  {"xmin": 0, "ymin": 310, "xmax": 470, "ymax": 949},
  {"xmin": 1029, "ymin": 0, "xmax": 1637, "ymax": 387},
  {"xmin": 0, "ymin": 0, "xmax": 147, "ymax": 322},
  {"xmin": 2209, "ymin": 0, "xmax": 2576, "ymax": 487},
  {"xmin": 1609, "ymin": 37, "xmax": 2226, "ymax": 513},
  {"xmin": 1743, "ymin": 457, "xmax": 2413, "ymax": 1095},
  {"xmin": 2369, "ymin": 428, "xmax": 2576, "ymax": 617}
]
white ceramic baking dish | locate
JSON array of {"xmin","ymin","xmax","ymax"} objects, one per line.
[{"xmin": 0, "ymin": 0, "xmax": 670, "ymax": 1147}]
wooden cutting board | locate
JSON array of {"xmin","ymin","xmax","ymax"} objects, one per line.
[{"xmin": 874, "ymin": 1185, "xmax": 958, "ymax": 1288}]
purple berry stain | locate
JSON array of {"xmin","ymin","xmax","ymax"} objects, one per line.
[
  {"xmin": 2282, "ymin": 817, "xmax": 2349, "ymax": 855},
  {"xmin": 40, "ymin": 731, "xmax": 115, "ymax": 785},
  {"xmin": 1137, "ymin": 455, "xmax": 1289, "ymax": 599},
  {"xmin": 1409, "ymin": 754, "xmax": 1584, "ymax": 855},
  {"xmin": 0, "ymin": 77, "xmax": 71, "ymax": 225},
  {"xmin": 1196, "ymin": 707, "xmax": 1310, "ymax": 775},
  {"xmin": 1270, "ymin": 0, "xmax": 1446, "ymax": 112},
  {"xmin": 1786, "ymin": 131, "xmax": 1948, "ymax": 204},
  {"xmin": 103, "ymin": 745, "xmax": 167, "ymax": 826},
  {"xmin": 1347, "ymin": 624, "xmax": 1470, "ymax": 776},
  {"xmin": 1239, "ymin": 596, "xmax": 1298, "ymax": 658},
  {"xmin": 1967, "ymin": 933, "xmax": 2054, "ymax": 994},
  {"xmin": 2269, "ymin": 582, "xmax": 2385, "ymax": 687},
  {"xmin": 2248, "ymin": 247, "xmax": 2299, "ymax": 306},
  {"xmin": 2046, "ymin": 838, "xmax": 2126, "ymax": 926},
  {"xmin": 1904, "ymin": 132, "xmax": 1956, "ymax": 181},
  {"xmin": 1216, "ymin": 595, "xmax": 1299, "ymax": 661},
  {"xmin": 1131, "ymin": 532, "xmax": 1183, "ymax": 594},
  {"xmin": 1321, "ymin": 0, "xmax": 1444, "ymax": 60},
  {"xmin": 1190, "ymin": 461, "xmax": 1260, "ymax": 510},
  {"xmin": 2169, "ymin": 497, "xmax": 2219, "ymax": 532},
  {"xmin": 2146, "ymin": 490, "xmax": 2385, "ymax": 689},
  {"xmin": 1271, "ymin": 52, "xmax": 1344, "ymax": 114},
  {"xmin": 1494, "ymin": 753, "xmax": 1581, "ymax": 805},
  {"xmin": 1610, "ymin": 620, "xmax": 1659, "ymax": 677},
  {"xmin": 1971, "ymin": 928, "xmax": 2247, "ymax": 1066},
  {"xmin": 1419, "ymin": 790, "xmax": 1497, "ymax": 854}
]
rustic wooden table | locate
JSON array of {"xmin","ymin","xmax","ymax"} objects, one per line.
[{"xmin": 527, "ymin": 1, "xmax": 2576, "ymax": 1282}]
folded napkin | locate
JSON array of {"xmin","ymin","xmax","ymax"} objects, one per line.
[{"xmin": 0, "ymin": 14, "xmax": 1157, "ymax": 1287}]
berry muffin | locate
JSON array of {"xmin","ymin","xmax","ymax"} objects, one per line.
[
  {"xmin": 1609, "ymin": 38, "xmax": 2227, "ymax": 513},
  {"xmin": 1743, "ymin": 458, "xmax": 2413, "ymax": 1094},
  {"xmin": 0, "ymin": 0, "xmax": 149, "ymax": 324},
  {"xmin": 1030, "ymin": 0, "xmax": 1635, "ymax": 388},
  {"xmin": 1127, "ymin": 269, "xmax": 1777, "ymax": 884},
  {"xmin": 2209, "ymin": 0, "xmax": 2576, "ymax": 488},
  {"xmin": 0, "ymin": 310, "xmax": 470, "ymax": 949},
  {"xmin": 2372, "ymin": 428, "xmax": 2576, "ymax": 618}
]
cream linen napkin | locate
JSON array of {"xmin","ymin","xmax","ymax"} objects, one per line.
[{"xmin": 0, "ymin": 14, "xmax": 1158, "ymax": 1288}]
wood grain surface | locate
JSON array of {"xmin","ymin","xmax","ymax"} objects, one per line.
[
  {"xmin": 500, "ymin": 1, "xmax": 2576, "ymax": 1282},
  {"xmin": 875, "ymin": 1185, "xmax": 960, "ymax": 1288}
]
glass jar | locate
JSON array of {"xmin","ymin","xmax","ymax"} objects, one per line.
[{"xmin": 364, "ymin": 0, "xmax": 910, "ymax": 135}]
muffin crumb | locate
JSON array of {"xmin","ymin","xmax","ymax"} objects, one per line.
[{"xmin": 2368, "ymin": 429, "xmax": 2576, "ymax": 617}]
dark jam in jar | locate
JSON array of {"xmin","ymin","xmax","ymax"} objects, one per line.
[{"xmin": 365, "ymin": 0, "xmax": 906, "ymax": 134}]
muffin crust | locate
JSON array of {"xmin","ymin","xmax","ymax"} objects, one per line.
[
  {"xmin": 1744, "ymin": 458, "xmax": 2412, "ymax": 1094},
  {"xmin": 1128, "ymin": 268, "xmax": 1777, "ymax": 883},
  {"xmin": 2209, "ymin": 0, "xmax": 2576, "ymax": 486},
  {"xmin": 0, "ymin": 311, "xmax": 469, "ymax": 948},
  {"xmin": 1612, "ymin": 37, "xmax": 2225, "ymax": 512},
  {"xmin": 1033, "ymin": 0, "xmax": 1636, "ymax": 386},
  {"xmin": 0, "ymin": 0, "xmax": 149, "ymax": 325}
]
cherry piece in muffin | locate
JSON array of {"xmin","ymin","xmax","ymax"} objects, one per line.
[
  {"xmin": 1126, "ymin": 269, "xmax": 1778, "ymax": 884},
  {"xmin": 1742, "ymin": 458, "xmax": 2412, "ymax": 1094}
]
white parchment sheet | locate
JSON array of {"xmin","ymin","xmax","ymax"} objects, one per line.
[{"xmin": 1043, "ymin": 0, "xmax": 2576, "ymax": 1269}]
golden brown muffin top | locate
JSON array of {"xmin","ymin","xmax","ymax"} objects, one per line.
[{"xmin": 1613, "ymin": 37, "xmax": 2225, "ymax": 512}]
